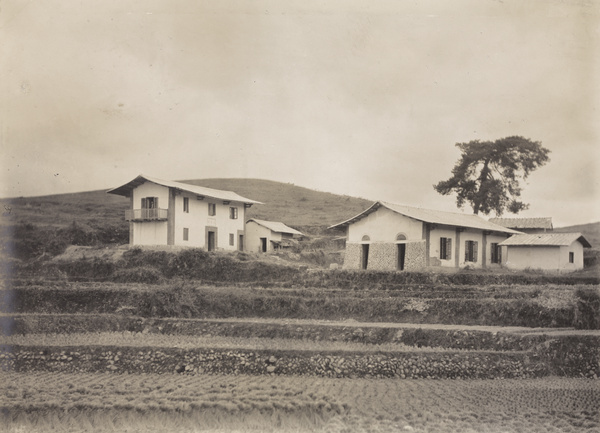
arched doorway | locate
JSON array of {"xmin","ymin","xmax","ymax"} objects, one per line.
[
  {"xmin": 361, "ymin": 235, "xmax": 370, "ymax": 270},
  {"xmin": 396, "ymin": 234, "xmax": 407, "ymax": 271}
]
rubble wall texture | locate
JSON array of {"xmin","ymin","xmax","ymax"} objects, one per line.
[
  {"xmin": 342, "ymin": 241, "xmax": 426, "ymax": 271},
  {"xmin": 342, "ymin": 243, "xmax": 362, "ymax": 270}
]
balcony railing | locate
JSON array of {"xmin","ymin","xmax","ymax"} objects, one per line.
[{"xmin": 125, "ymin": 208, "xmax": 168, "ymax": 222}]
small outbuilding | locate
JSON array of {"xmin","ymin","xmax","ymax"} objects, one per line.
[
  {"xmin": 498, "ymin": 232, "xmax": 591, "ymax": 271},
  {"xmin": 245, "ymin": 219, "xmax": 304, "ymax": 253}
]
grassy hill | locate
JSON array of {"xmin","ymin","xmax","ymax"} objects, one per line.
[
  {"xmin": 0, "ymin": 178, "xmax": 371, "ymax": 232},
  {"xmin": 182, "ymin": 178, "xmax": 371, "ymax": 230},
  {"xmin": 554, "ymin": 221, "xmax": 600, "ymax": 249},
  {"xmin": 2, "ymin": 178, "xmax": 597, "ymax": 262},
  {"xmin": 0, "ymin": 179, "xmax": 373, "ymax": 259}
]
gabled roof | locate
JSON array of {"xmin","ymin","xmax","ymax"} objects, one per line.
[
  {"xmin": 488, "ymin": 217, "xmax": 553, "ymax": 230},
  {"xmin": 499, "ymin": 232, "xmax": 591, "ymax": 248},
  {"xmin": 328, "ymin": 201, "xmax": 521, "ymax": 234},
  {"xmin": 107, "ymin": 174, "xmax": 262, "ymax": 205},
  {"xmin": 247, "ymin": 219, "xmax": 304, "ymax": 236}
]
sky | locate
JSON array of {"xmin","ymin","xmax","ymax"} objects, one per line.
[{"xmin": 1, "ymin": 0, "xmax": 598, "ymax": 227}]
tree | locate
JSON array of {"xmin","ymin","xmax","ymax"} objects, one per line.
[{"xmin": 434, "ymin": 136, "xmax": 550, "ymax": 216}]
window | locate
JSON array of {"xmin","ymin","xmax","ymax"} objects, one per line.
[
  {"xmin": 183, "ymin": 228, "xmax": 189, "ymax": 241},
  {"xmin": 465, "ymin": 240, "xmax": 478, "ymax": 262},
  {"xmin": 229, "ymin": 207, "xmax": 238, "ymax": 219},
  {"xmin": 440, "ymin": 237, "xmax": 452, "ymax": 260},
  {"xmin": 208, "ymin": 203, "xmax": 216, "ymax": 216},
  {"xmin": 491, "ymin": 243, "xmax": 502, "ymax": 264},
  {"xmin": 569, "ymin": 252, "xmax": 574, "ymax": 263},
  {"xmin": 141, "ymin": 197, "xmax": 158, "ymax": 209},
  {"xmin": 183, "ymin": 197, "xmax": 189, "ymax": 213},
  {"xmin": 229, "ymin": 233, "xmax": 234, "ymax": 246}
]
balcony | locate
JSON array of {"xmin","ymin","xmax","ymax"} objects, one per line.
[{"xmin": 125, "ymin": 208, "xmax": 168, "ymax": 222}]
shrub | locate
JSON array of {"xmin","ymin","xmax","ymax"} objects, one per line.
[
  {"xmin": 120, "ymin": 248, "xmax": 171, "ymax": 273},
  {"xmin": 112, "ymin": 266, "xmax": 163, "ymax": 284},
  {"xmin": 573, "ymin": 286, "xmax": 600, "ymax": 329},
  {"xmin": 54, "ymin": 258, "xmax": 116, "ymax": 281}
]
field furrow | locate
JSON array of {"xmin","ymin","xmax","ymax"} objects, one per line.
[{"xmin": 2, "ymin": 372, "xmax": 598, "ymax": 433}]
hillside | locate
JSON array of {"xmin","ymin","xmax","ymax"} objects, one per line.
[
  {"xmin": 554, "ymin": 221, "xmax": 600, "ymax": 249},
  {"xmin": 182, "ymin": 178, "xmax": 371, "ymax": 229},
  {"xmin": 0, "ymin": 179, "xmax": 372, "ymax": 232},
  {"xmin": 2, "ymin": 177, "xmax": 597, "ymax": 242}
]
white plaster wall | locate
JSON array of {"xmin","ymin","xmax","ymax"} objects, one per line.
[
  {"xmin": 131, "ymin": 182, "xmax": 169, "ymax": 245},
  {"xmin": 133, "ymin": 221, "xmax": 168, "ymax": 245},
  {"xmin": 245, "ymin": 221, "xmax": 272, "ymax": 253},
  {"xmin": 132, "ymin": 182, "xmax": 169, "ymax": 210},
  {"xmin": 347, "ymin": 207, "xmax": 424, "ymax": 243},
  {"xmin": 561, "ymin": 242, "xmax": 584, "ymax": 270},
  {"xmin": 174, "ymin": 194, "xmax": 245, "ymax": 250},
  {"xmin": 504, "ymin": 246, "xmax": 560, "ymax": 270},
  {"xmin": 428, "ymin": 226, "xmax": 456, "ymax": 268},
  {"xmin": 504, "ymin": 242, "xmax": 584, "ymax": 271}
]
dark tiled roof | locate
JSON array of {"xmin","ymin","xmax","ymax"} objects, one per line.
[{"xmin": 488, "ymin": 217, "xmax": 553, "ymax": 230}]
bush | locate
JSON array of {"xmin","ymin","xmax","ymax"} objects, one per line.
[
  {"xmin": 573, "ymin": 286, "xmax": 600, "ymax": 329},
  {"xmin": 53, "ymin": 258, "xmax": 116, "ymax": 281},
  {"xmin": 112, "ymin": 266, "xmax": 163, "ymax": 284}
]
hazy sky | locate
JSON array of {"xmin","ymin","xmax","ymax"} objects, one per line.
[{"xmin": 1, "ymin": 0, "xmax": 598, "ymax": 226}]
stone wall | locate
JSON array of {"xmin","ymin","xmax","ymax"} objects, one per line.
[
  {"xmin": 342, "ymin": 243, "xmax": 362, "ymax": 270},
  {"xmin": 366, "ymin": 243, "xmax": 397, "ymax": 271},
  {"xmin": 342, "ymin": 241, "xmax": 426, "ymax": 271},
  {"xmin": 404, "ymin": 241, "xmax": 426, "ymax": 271}
]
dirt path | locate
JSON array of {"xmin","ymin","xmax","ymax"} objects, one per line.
[
  {"xmin": 4, "ymin": 312, "xmax": 600, "ymax": 336},
  {"xmin": 196, "ymin": 316, "xmax": 600, "ymax": 336}
]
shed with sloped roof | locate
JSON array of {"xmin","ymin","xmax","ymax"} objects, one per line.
[
  {"xmin": 498, "ymin": 232, "xmax": 591, "ymax": 271},
  {"xmin": 245, "ymin": 219, "xmax": 304, "ymax": 253}
]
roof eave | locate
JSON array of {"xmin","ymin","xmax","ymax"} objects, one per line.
[
  {"xmin": 327, "ymin": 202, "xmax": 383, "ymax": 229},
  {"xmin": 107, "ymin": 175, "xmax": 262, "ymax": 205}
]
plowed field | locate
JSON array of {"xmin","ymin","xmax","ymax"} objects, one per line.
[{"xmin": 2, "ymin": 372, "xmax": 598, "ymax": 433}]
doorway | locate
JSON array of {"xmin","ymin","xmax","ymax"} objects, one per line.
[
  {"xmin": 397, "ymin": 244, "xmax": 406, "ymax": 271},
  {"xmin": 361, "ymin": 244, "xmax": 369, "ymax": 270},
  {"xmin": 238, "ymin": 235, "xmax": 244, "ymax": 251},
  {"xmin": 207, "ymin": 231, "xmax": 216, "ymax": 252},
  {"xmin": 260, "ymin": 237, "xmax": 267, "ymax": 253}
]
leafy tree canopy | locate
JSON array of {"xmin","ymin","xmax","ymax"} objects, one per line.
[{"xmin": 434, "ymin": 136, "xmax": 550, "ymax": 216}]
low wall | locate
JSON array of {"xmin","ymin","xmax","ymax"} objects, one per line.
[{"xmin": 2, "ymin": 345, "xmax": 548, "ymax": 379}]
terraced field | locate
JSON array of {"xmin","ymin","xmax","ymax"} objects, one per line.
[{"xmin": 2, "ymin": 276, "xmax": 599, "ymax": 432}]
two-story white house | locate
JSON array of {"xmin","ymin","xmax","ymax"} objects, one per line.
[{"xmin": 107, "ymin": 175, "xmax": 261, "ymax": 251}]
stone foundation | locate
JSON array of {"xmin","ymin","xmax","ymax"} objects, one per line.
[
  {"xmin": 404, "ymin": 241, "xmax": 426, "ymax": 271},
  {"xmin": 342, "ymin": 243, "xmax": 362, "ymax": 270},
  {"xmin": 366, "ymin": 243, "xmax": 397, "ymax": 271},
  {"xmin": 342, "ymin": 241, "xmax": 427, "ymax": 271}
]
